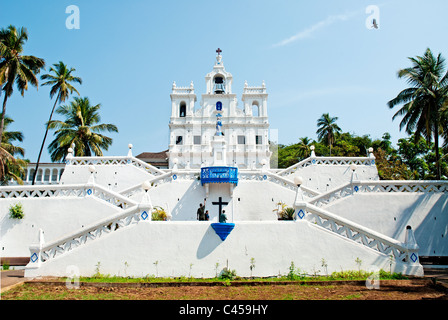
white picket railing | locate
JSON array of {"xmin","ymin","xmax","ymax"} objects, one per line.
[
  {"xmin": 67, "ymin": 156, "xmax": 165, "ymax": 177},
  {"xmin": 310, "ymin": 180, "xmax": 448, "ymax": 207},
  {"xmin": 28, "ymin": 203, "xmax": 151, "ymax": 265},
  {"xmin": 277, "ymin": 156, "xmax": 375, "ymax": 177},
  {"xmin": 0, "ymin": 183, "xmax": 137, "ymax": 210},
  {"xmin": 239, "ymin": 170, "xmax": 320, "ymax": 198},
  {"xmin": 297, "ymin": 203, "xmax": 419, "ymax": 264}
]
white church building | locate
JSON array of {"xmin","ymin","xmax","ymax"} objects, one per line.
[
  {"xmin": 0, "ymin": 50, "xmax": 447, "ymax": 279},
  {"xmin": 168, "ymin": 49, "xmax": 270, "ymax": 170}
]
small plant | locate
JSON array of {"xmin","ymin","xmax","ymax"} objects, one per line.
[
  {"xmin": 124, "ymin": 261, "xmax": 129, "ymax": 277},
  {"xmin": 355, "ymin": 257, "xmax": 362, "ymax": 275},
  {"xmin": 153, "ymin": 260, "xmax": 159, "ymax": 277},
  {"xmin": 321, "ymin": 258, "xmax": 328, "ymax": 276},
  {"xmin": 9, "ymin": 203, "xmax": 24, "ymax": 219},
  {"xmin": 220, "ymin": 268, "xmax": 237, "ymax": 280},
  {"xmin": 151, "ymin": 206, "xmax": 167, "ymax": 221},
  {"xmin": 250, "ymin": 258, "xmax": 256, "ymax": 277},
  {"xmin": 2, "ymin": 260, "xmax": 10, "ymax": 270},
  {"xmin": 274, "ymin": 202, "xmax": 296, "ymax": 220},
  {"xmin": 215, "ymin": 262, "xmax": 220, "ymax": 278},
  {"xmin": 189, "ymin": 263, "xmax": 193, "ymax": 278},
  {"xmin": 94, "ymin": 261, "xmax": 102, "ymax": 278}
]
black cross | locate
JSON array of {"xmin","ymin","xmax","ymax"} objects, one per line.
[
  {"xmin": 212, "ymin": 197, "xmax": 228, "ymax": 215},
  {"xmin": 216, "ymin": 48, "xmax": 222, "ymax": 55}
]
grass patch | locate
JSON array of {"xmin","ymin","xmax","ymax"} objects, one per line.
[{"xmin": 70, "ymin": 269, "xmax": 407, "ymax": 284}]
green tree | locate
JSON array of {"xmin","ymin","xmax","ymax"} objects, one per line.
[
  {"xmin": 316, "ymin": 113, "xmax": 342, "ymax": 156},
  {"xmin": 0, "ymin": 25, "xmax": 45, "ymax": 139},
  {"xmin": 296, "ymin": 137, "xmax": 312, "ymax": 160},
  {"xmin": 0, "ymin": 114, "xmax": 27, "ymax": 184},
  {"xmin": 48, "ymin": 97, "xmax": 118, "ymax": 161},
  {"xmin": 388, "ymin": 48, "xmax": 448, "ymax": 180},
  {"xmin": 396, "ymin": 134, "xmax": 431, "ymax": 179},
  {"xmin": 31, "ymin": 61, "xmax": 82, "ymax": 185}
]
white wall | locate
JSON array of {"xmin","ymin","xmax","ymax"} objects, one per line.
[
  {"xmin": 60, "ymin": 164, "xmax": 155, "ymax": 192},
  {"xmin": 287, "ymin": 164, "xmax": 379, "ymax": 192},
  {"xmin": 25, "ymin": 221, "xmax": 422, "ymax": 278},
  {"xmin": 326, "ymin": 193, "xmax": 448, "ymax": 256},
  {"xmin": 0, "ymin": 197, "xmax": 121, "ymax": 257},
  {"xmin": 130, "ymin": 179, "xmax": 297, "ymax": 222}
]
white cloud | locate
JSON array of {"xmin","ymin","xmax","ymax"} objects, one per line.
[{"xmin": 272, "ymin": 10, "xmax": 359, "ymax": 47}]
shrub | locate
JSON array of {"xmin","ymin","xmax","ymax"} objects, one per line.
[
  {"xmin": 9, "ymin": 203, "xmax": 24, "ymax": 219},
  {"xmin": 219, "ymin": 268, "xmax": 237, "ymax": 280},
  {"xmin": 151, "ymin": 206, "xmax": 167, "ymax": 221}
]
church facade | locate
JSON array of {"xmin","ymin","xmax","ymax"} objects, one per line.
[
  {"xmin": 2, "ymin": 50, "xmax": 448, "ymax": 280},
  {"xmin": 167, "ymin": 50, "xmax": 271, "ymax": 170}
]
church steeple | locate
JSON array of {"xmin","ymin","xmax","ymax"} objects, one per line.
[{"xmin": 205, "ymin": 48, "xmax": 233, "ymax": 95}]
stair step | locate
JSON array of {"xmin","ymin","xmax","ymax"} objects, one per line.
[
  {"xmin": 420, "ymin": 256, "xmax": 448, "ymax": 265},
  {"xmin": 1, "ymin": 257, "xmax": 30, "ymax": 266}
]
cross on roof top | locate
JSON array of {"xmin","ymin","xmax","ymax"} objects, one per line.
[{"xmin": 216, "ymin": 48, "xmax": 222, "ymax": 55}]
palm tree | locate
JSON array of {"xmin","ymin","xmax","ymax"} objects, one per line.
[
  {"xmin": 296, "ymin": 137, "xmax": 312, "ymax": 160},
  {"xmin": 0, "ymin": 113, "xmax": 27, "ymax": 184},
  {"xmin": 0, "ymin": 25, "xmax": 45, "ymax": 139},
  {"xmin": 388, "ymin": 48, "xmax": 448, "ymax": 180},
  {"xmin": 316, "ymin": 113, "xmax": 342, "ymax": 156},
  {"xmin": 31, "ymin": 61, "xmax": 82, "ymax": 185},
  {"xmin": 47, "ymin": 97, "xmax": 118, "ymax": 162}
]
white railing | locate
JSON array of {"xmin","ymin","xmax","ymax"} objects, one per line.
[
  {"xmin": 119, "ymin": 170, "xmax": 201, "ymax": 198},
  {"xmin": 298, "ymin": 203, "xmax": 419, "ymax": 264},
  {"xmin": 0, "ymin": 183, "xmax": 137, "ymax": 210},
  {"xmin": 310, "ymin": 180, "xmax": 448, "ymax": 207},
  {"xmin": 239, "ymin": 170, "xmax": 320, "ymax": 198},
  {"xmin": 67, "ymin": 156, "xmax": 165, "ymax": 177},
  {"xmin": 353, "ymin": 180, "xmax": 448, "ymax": 193},
  {"xmin": 277, "ymin": 156, "xmax": 375, "ymax": 177},
  {"xmin": 28, "ymin": 203, "xmax": 151, "ymax": 265}
]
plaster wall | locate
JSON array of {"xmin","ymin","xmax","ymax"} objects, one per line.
[
  {"xmin": 287, "ymin": 165, "xmax": 379, "ymax": 192},
  {"xmin": 60, "ymin": 164, "xmax": 155, "ymax": 192},
  {"xmin": 0, "ymin": 197, "xmax": 120, "ymax": 257},
  {"xmin": 130, "ymin": 179, "xmax": 296, "ymax": 222},
  {"xmin": 26, "ymin": 221, "xmax": 422, "ymax": 278},
  {"xmin": 326, "ymin": 193, "xmax": 448, "ymax": 256}
]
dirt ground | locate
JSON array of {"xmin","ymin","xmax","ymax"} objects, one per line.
[{"xmin": 2, "ymin": 279, "xmax": 448, "ymax": 300}]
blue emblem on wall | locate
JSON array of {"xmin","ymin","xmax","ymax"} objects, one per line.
[
  {"xmin": 141, "ymin": 211, "xmax": 148, "ymax": 220},
  {"xmin": 31, "ymin": 253, "xmax": 38, "ymax": 263},
  {"xmin": 211, "ymin": 223, "xmax": 235, "ymax": 241},
  {"xmin": 216, "ymin": 101, "xmax": 222, "ymax": 111}
]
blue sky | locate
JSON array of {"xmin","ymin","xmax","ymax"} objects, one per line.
[{"xmin": 1, "ymin": 0, "xmax": 448, "ymax": 162}]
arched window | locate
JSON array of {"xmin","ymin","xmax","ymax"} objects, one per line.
[
  {"xmin": 213, "ymin": 75, "xmax": 225, "ymax": 94},
  {"xmin": 179, "ymin": 101, "xmax": 186, "ymax": 117},
  {"xmin": 252, "ymin": 101, "xmax": 260, "ymax": 117}
]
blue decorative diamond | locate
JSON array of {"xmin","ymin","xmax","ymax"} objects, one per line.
[
  {"xmin": 173, "ymin": 174, "xmax": 177, "ymax": 180},
  {"xmin": 87, "ymin": 189, "xmax": 92, "ymax": 195},
  {"xmin": 312, "ymin": 159, "xmax": 316, "ymax": 164},
  {"xmin": 371, "ymin": 160, "xmax": 375, "ymax": 165},
  {"xmin": 31, "ymin": 252, "xmax": 38, "ymax": 263},
  {"xmin": 354, "ymin": 186, "xmax": 359, "ymax": 192},
  {"xmin": 141, "ymin": 211, "xmax": 148, "ymax": 220},
  {"xmin": 410, "ymin": 253, "xmax": 418, "ymax": 263},
  {"xmin": 297, "ymin": 209, "xmax": 305, "ymax": 219},
  {"xmin": 263, "ymin": 175, "xmax": 267, "ymax": 180}
]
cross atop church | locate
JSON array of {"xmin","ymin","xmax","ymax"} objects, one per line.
[{"xmin": 216, "ymin": 48, "xmax": 222, "ymax": 56}]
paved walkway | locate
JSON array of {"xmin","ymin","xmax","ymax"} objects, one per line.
[{"xmin": 1, "ymin": 270, "xmax": 30, "ymax": 293}]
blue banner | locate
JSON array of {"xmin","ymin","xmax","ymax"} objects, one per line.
[{"xmin": 201, "ymin": 167, "xmax": 238, "ymax": 185}]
